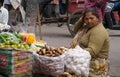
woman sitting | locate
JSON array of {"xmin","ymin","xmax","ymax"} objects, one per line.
[{"xmin": 71, "ymin": 8, "xmax": 110, "ymax": 77}]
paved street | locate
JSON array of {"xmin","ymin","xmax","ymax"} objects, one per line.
[
  {"xmin": 108, "ymin": 30, "xmax": 120, "ymax": 77},
  {"xmin": 36, "ymin": 23, "xmax": 120, "ymax": 77}
]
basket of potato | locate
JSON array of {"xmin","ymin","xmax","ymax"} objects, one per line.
[{"xmin": 33, "ymin": 45, "xmax": 68, "ymax": 76}]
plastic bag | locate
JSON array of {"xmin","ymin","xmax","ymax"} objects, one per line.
[
  {"xmin": 32, "ymin": 51, "xmax": 65, "ymax": 76},
  {"xmin": 0, "ymin": 23, "xmax": 10, "ymax": 31},
  {"xmin": 64, "ymin": 45, "xmax": 91, "ymax": 77}
]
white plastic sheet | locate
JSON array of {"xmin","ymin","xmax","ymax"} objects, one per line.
[
  {"xmin": 64, "ymin": 45, "xmax": 91, "ymax": 77},
  {"xmin": 0, "ymin": 23, "xmax": 10, "ymax": 31}
]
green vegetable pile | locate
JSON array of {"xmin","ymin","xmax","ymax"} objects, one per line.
[
  {"xmin": 0, "ymin": 32, "xmax": 22, "ymax": 43},
  {"xmin": 0, "ymin": 32, "xmax": 30, "ymax": 50}
]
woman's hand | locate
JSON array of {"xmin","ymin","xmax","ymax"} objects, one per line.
[{"xmin": 70, "ymin": 39, "xmax": 78, "ymax": 48}]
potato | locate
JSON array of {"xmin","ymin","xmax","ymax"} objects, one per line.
[
  {"xmin": 38, "ymin": 51, "xmax": 42, "ymax": 55},
  {"xmin": 55, "ymin": 52, "xmax": 60, "ymax": 56},
  {"xmin": 50, "ymin": 46, "xmax": 55, "ymax": 51},
  {"xmin": 46, "ymin": 45, "xmax": 50, "ymax": 51},
  {"xmin": 45, "ymin": 54, "xmax": 51, "ymax": 57},
  {"xmin": 42, "ymin": 48, "xmax": 46, "ymax": 55},
  {"xmin": 52, "ymin": 50, "xmax": 56, "ymax": 54},
  {"xmin": 51, "ymin": 54, "xmax": 54, "ymax": 56},
  {"xmin": 57, "ymin": 49, "xmax": 62, "ymax": 54},
  {"xmin": 49, "ymin": 51, "xmax": 53, "ymax": 55}
]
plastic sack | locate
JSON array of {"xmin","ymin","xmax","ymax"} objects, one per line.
[
  {"xmin": 32, "ymin": 51, "xmax": 65, "ymax": 76},
  {"xmin": 0, "ymin": 23, "xmax": 10, "ymax": 31},
  {"xmin": 64, "ymin": 45, "xmax": 91, "ymax": 77}
]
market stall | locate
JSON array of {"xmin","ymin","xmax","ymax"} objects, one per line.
[
  {"xmin": 0, "ymin": 0, "xmax": 93, "ymax": 77},
  {"xmin": 0, "ymin": 4, "xmax": 91, "ymax": 77},
  {"xmin": 33, "ymin": 45, "xmax": 91, "ymax": 77},
  {"xmin": 0, "ymin": 31, "xmax": 92, "ymax": 77},
  {"xmin": 0, "ymin": 32, "xmax": 46, "ymax": 77}
]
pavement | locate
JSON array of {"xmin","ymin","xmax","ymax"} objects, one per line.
[{"xmin": 108, "ymin": 30, "xmax": 120, "ymax": 77}]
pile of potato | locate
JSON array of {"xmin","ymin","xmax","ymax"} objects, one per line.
[{"xmin": 37, "ymin": 45, "xmax": 68, "ymax": 57}]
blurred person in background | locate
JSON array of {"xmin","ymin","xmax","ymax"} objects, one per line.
[
  {"xmin": 59, "ymin": 0, "xmax": 68, "ymax": 15},
  {"xmin": 52, "ymin": 0, "xmax": 60, "ymax": 17},
  {"xmin": 4, "ymin": 0, "xmax": 12, "ymax": 25},
  {"xmin": 0, "ymin": 0, "xmax": 9, "ymax": 25},
  {"xmin": 39, "ymin": 0, "xmax": 59, "ymax": 18},
  {"xmin": 85, "ymin": 0, "xmax": 110, "ymax": 21},
  {"xmin": 4, "ymin": 0, "xmax": 11, "ymax": 11},
  {"xmin": 110, "ymin": 0, "xmax": 120, "ymax": 25}
]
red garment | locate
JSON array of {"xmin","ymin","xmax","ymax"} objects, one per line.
[
  {"xmin": 85, "ymin": 0, "xmax": 110, "ymax": 21},
  {"xmin": 52, "ymin": 0, "xmax": 59, "ymax": 4}
]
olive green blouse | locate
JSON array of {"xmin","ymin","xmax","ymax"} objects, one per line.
[{"xmin": 80, "ymin": 23, "xmax": 110, "ymax": 59}]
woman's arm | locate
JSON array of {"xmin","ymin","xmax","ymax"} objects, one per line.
[
  {"xmin": 84, "ymin": 29, "xmax": 105, "ymax": 58},
  {"xmin": 73, "ymin": 18, "xmax": 83, "ymax": 34}
]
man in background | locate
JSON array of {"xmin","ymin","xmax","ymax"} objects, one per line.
[
  {"xmin": 4, "ymin": 0, "xmax": 12, "ymax": 25},
  {"xmin": 4, "ymin": 0, "xmax": 11, "ymax": 11}
]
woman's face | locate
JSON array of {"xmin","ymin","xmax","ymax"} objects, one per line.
[{"xmin": 84, "ymin": 12, "xmax": 99, "ymax": 28}]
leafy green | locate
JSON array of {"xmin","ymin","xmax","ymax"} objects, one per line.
[
  {"xmin": 0, "ymin": 32, "xmax": 22, "ymax": 43},
  {"xmin": 0, "ymin": 35, "xmax": 6, "ymax": 43}
]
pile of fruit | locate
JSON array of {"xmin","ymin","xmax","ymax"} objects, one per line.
[
  {"xmin": 0, "ymin": 32, "xmax": 31, "ymax": 50},
  {"xmin": 19, "ymin": 33, "xmax": 35, "ymax": 44},
  {"xmin": 0, "ymin": 40, "xmax": 30, "ymax": 50}
]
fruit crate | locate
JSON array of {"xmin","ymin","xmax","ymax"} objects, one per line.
[{"xmin": 0, "ymin": 48, "xmax": 33, "ymax": 77}]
